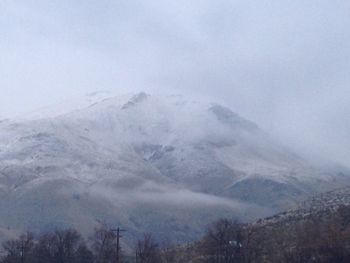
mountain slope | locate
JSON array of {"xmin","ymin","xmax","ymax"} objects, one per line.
[
  {"xmin": 0, "ymin": 92, "xmax": 348, "ymax": 243},
  {"xmin": 255, "ymin": 186, "xmax": 350, "ymax": 228}
]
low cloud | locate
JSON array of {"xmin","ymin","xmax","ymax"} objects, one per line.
[
  {"xmin": 1, "ymin": 0, "xmax": 350, "ymax": 165},
  {"xmin": 90, "ymin": 180, "xmax": 243, "ymax": 209}
]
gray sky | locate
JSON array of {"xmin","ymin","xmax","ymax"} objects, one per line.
[{"xmin": 1, "ymin": 0, "xmax": 350, "ymax": 165}]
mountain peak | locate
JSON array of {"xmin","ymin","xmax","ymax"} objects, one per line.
[
  {"xmin": 209, "ymin": 104, "xmax": 259, "ymax": 130},
  {"xmin": 209, "ymin": 104, "xmax": 238, "ymax": 121},
  {"xmin": 121, "ymin": 92, "xmax": 150, "ymax": 110}
]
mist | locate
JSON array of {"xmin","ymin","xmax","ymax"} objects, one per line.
[{"xmin": 1, "ymin": 0, "xmax": 350, "ymax": 165}]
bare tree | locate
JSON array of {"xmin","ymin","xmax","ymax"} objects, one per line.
[
  {"xmin": 2, "ymin": 232, "xmax": 35, "ymax": 263},
  {"xmin": 160, "ymin": 240, "xmax": 176, "ymax": 263},
  {"xmin": 199, "ymin": 219, "xmax": 244, "ymax": 263},
  {"xmin": 135, "ymin": 233, "xmax": 161, "ymax": 263},
  {"xmin": 90, "ymin": 226, "xmax": 118, "ymax": 263},
  {"xmin": 32, "ymin": 229, "xmax": 88, "ymax": 263}
]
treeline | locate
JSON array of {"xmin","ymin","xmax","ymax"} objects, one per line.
[
  {"xmin": 0, "ymin": 226, "xmax": 172, "ymax": 263},
  {"xmin": 1, "ymin": 226, "xmax": 115, "ymax": 263},
  {"xmin": 2, "ymin": 205, "xmax": 350, "ymax": 263}
]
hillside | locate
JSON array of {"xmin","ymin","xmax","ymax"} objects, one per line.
[
  {"xmin": 174, "ymin": 187, "xmax": 350, "ymax": 263},
  {"xmin": 0, "ymin": 92, "xmax": 348, "ymax": 245}
]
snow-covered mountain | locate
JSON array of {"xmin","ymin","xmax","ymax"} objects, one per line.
[{"xmin": 0, "ymin": 92, "xmax": 349, "ymax": 244}]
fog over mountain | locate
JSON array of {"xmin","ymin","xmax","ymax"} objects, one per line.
[
  {"xmin": 0, "ymin": 92, "xmax": 349, "ymax": 245},
  {"xmin": 1, "ymin": 0, "xmax": 350, "ymax": 166},
  {"xmin": 1, "ymin": 1, "xmax": 350, "ymax": 250}
]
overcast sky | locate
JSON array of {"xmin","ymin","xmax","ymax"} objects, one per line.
[{"xmin": 1, "ymin": 0, "xmax": 350, "ymax": 165}]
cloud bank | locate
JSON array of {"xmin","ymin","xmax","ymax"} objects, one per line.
[{"xmin": 0, "ymin": 0, "xmax": 350, "ymax": 164}]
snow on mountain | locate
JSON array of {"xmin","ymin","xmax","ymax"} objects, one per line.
[
  {"xmin": 20, "ymin": 90, "xmax": 124, "ymax": 120},
  {"xmin": 253, "ymin": 186, "xmax": 350, "ymax": 229},
  {"xmin": 0, "ymin": 92, "xmax": 349, "ymax": 244}
]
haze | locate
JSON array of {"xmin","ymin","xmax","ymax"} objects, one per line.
[{"xmin": 1, "ymin": 0, "xmax": 350, "ymax": 165}]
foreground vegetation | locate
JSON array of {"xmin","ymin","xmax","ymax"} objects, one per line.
[{"xmin": 2, "ymin": 205, "xmax": 350, "ymax": 263}]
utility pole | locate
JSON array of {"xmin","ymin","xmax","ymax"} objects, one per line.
[
  {"xmin": 112, "ymin": 227, "xmax": 126, "ymax": 263},
  {"xmin": 20, "ymin": 242, "xmax": 24, "ymax": 263},
  {"xmin": 17, "ymin": 241, "xmax": 25, "ymax": 263}
]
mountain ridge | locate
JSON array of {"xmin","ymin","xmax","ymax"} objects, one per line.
[{"xmin": 0, "ymin": 92, "xmax": 349, "ymax": 244}]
